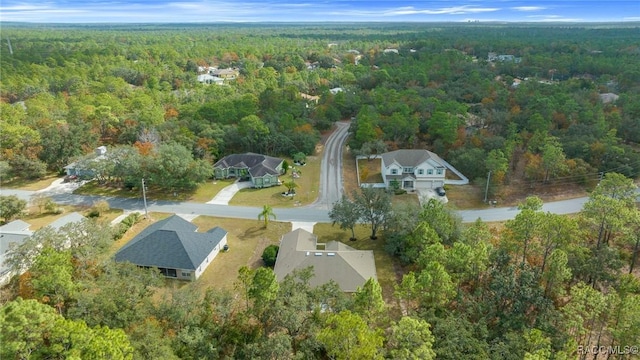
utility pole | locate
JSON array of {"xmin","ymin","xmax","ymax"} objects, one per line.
[
  {"xmin": 142, "ymin": 178, "xmax": 148, "ymax": 219},
  {"xmin": 484, "ymin": 171, "xmax": 492, "ymax": 203}
]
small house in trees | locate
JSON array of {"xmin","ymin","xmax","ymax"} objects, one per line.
[
  {"xmin": 213, "ymin": 153, "xmax": 284, "ymax": 188},
  {"xmin": 0, "ymin": 220, "xmax": 33, "ymax": 286},
  {"xmin": 211, "ymin": 68, "xmax": 239, "ymax": 79},
  {"xmin": 114, "ymin": 215, "xmax": 227, "ymax": 281},
  {"xmin": 197, "ymin": 74, "xmax": 225, "ymax": 85},
  {"xmin": 273, "ymin": 228, "xmax": 377, "ymax": 292},
  {"xmin": 63, "ymin": 146, "xmax": 108, "ymax": 178},
  {"xmin": 380, "ymin": 149, "xmax": 450, "ymax": 191}
]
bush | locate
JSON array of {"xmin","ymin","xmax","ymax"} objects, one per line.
[
  {"xmin": 87, "ymin": 209, "xmax": 100, "ymax": 218},
  {"xmin": 261, "ymin": 244, "xmax": 279, "ymax": 267},
  {"xmin": 113, "ymin": 213, "xmax": 142, "ymax": 240}
]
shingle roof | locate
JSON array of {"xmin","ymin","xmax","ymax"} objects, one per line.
[
  {"xmin": 381, "ymin": 149, "xmax": 446, "ymax": 168},
  {"xmin": 115, "ymin": 215, "xmax": 227, "ymax": 270},
  {"xmin": 47, "ymin": 212, "xmax": 86, "ymax": 230},
  {"xmin": 273, "ymin": 228, "xmax": 377, "ymax": 292},
  {"xmin": 214, "ymin": 153, "xmax": 283, "ymax": 178},
  {"xmin": 0, "ymin": 220, "xmax": 33, "ymax": 277}
]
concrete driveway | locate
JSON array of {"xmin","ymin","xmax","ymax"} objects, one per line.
[
  {"xmin": 206, "ymin": 179, "xmax": 253, "ymax": 205},
  {"xmin": 417, "ymin": 189, "xmax": 448, "ymax": 206}
]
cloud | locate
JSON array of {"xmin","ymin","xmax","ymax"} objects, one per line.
[
  {"xmin": 511, "ymin": 6, "xmax": 545, "ymax": 12},
  {"xmin": 335, "ymin": 5, "xmax": 500, "ymax": 17},
  {"xmin": 526, "ymin": 14, "xmax": 584, "ymax": 22}
]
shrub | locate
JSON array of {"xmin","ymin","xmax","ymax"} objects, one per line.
[
  {"xmin": 87, "ymin": 209, "xmax": 100, "ymax": 218},
  {"xmin": 261, "ymin": 244, "xmax": 279, "ymax": 267}
]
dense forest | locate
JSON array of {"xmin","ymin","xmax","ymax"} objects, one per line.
[{"xmin": 1, "ymin": 23, "xmax": 640, "ymax": 359}]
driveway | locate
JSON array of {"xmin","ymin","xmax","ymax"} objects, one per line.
[
  {"xmin": 206, "ymin": 179, "xmax": 253, "ymax": 205},
  {"xmin": 416, "ymin": 189, "xmax": 448, "ymax": 206},
  {"xmin": 308, "ymin": 121, "xmax": 350, "ymax": 210}
]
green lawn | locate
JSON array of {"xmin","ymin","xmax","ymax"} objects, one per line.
[{"xmin": 229, "ymin": 156, "xmax": 321, "ymax": 208}]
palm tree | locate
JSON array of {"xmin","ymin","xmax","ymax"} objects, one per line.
[
  {"xmin": 283, "ymin": 180, "xmax": 298, "ymax": 194},
  {"xmin": 258, "ymin": 204, "xmax": 276, "ymax": 228}
]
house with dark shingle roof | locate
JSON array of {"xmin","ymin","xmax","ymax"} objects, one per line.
[
  {"xmin": 213, "ymin": 152, "xmax": 284, "ymax": 188},
  {"xmin": 380, "ymin": 149, "xmax": 449, "ymax": 191},
  {"xmin": 273, "ymin": 228, "xmax": 377, "ymax": 292},
  {"xmin": 114, "ymin": 215, "xmax": 227, "ymax": 281}
]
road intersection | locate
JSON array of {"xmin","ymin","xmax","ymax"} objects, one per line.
[{"xmin": 0, "ymin": 122, "xmax": 604, "ymax": 224}]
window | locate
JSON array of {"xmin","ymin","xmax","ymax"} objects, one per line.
[
  {"xmin": 418, "ymin": 169, "xmax": 424, "ymax": 175},
  {"xmin": 391, "ymin": 169, "xmax": 398, "ymax": 175},
  {"xmin": 427, "ymin": 169, "xmax": 433, "ymax": 175},
  {"xmin": 436, "ymin": 169, "xmax": 443, "ymax": 175},
  {"xmin": 264, "ymin": 177, "xmax": 270, "ymax": 183},
  {"xmin": 181, "ymin": 272, "xmax": 190, "ymax": 277},
  {"xmin": 403, "ymin": 167, "xmax": 413, "ymax": 173}
]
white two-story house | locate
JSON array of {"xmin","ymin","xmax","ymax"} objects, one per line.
[{"xmin": 380, "ymin": 149, "xmax": 448, "ymax": 191}]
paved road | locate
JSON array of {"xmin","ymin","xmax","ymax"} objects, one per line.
[
  {"xmin": 1, "ymin": 186, "xmax": 595, "ymax": 224},
  {"xmin": 309, "ymin": 121, "xmax": 350, "ymax": 210}
]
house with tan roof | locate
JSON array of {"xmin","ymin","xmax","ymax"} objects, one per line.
[{"xmin": 273, "ymin": 228, "xmax": 377, "ymax": 292}]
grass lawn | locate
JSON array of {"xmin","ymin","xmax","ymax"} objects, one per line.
[
  {"xmin": 314, "ymin": 223, "xmax": 403, "ymax": 319},
  {"xmin": 1, "ymin": 174, "xmax": 60, "ymax": 191},
  {"xmin": 357, "ymin": 158, "xmax": 383, "ymax": 184},
  {"xmin": 188, "ymin": 217, "xmax": 291, "ymax": 293},
  {"xmin": 22, "ymin": 204, "xmax": 122, "ymax": 230},
  {"xmin": 74, "ymin": 178, "xmax": 236, "ymax": 203},
  {"xmin": 229, "ymin": 156, "xmax": 321, "ymax": 208},
  {"xmin": 446, "ymin": 184, "xmax": 486, "ymax": 209}
]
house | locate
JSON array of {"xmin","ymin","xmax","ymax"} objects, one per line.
[
  {"xmin": 599, "ymin": 93, "xmax": 619, "ymax": 104},
  {"xmin": 273, "ymin": 228, "xmax": 377, "ymax": 292},
  {"xmin": 329, "ymin": 87, "xmax": 343, "ymax": 95},
  {"xmin": 211, "ymin": 68, "xmax": 239, "ymax": 79},
  {"xmin": 114, "ymin": 215, "xmax": 227, "ymax": 281},
  {"xmin": 47, "ymin": 212, "xmax": 86, "ymax": 231},
  {"xmin": 197, "ymin": 74, "xmax": 225, "ymax": 85},
  {"xmin": 213, "ymin": 153, "xmax": 284, "ymax": 188},
  {"xmin": 0, "ymin": 220, "xmax": 33, "ymax": 286},
  {"xmin": 380, "ymin": 149, "xmax": 449, "ymax": 191},
  {"xmin": 488, "ymin": 52, "xmax": 522, "ymax": 63},
  {"xmin": 383, "ymin": 48, "xmax": 399, "ymax": 54},
  {"xmin": 63, "ymin": 146, "xmax": 107, "ymax": 178}
]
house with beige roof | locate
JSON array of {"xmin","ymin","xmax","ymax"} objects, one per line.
[{"xmin": 273, "ymin": 228, "xmax": 377, "ymax": 292}]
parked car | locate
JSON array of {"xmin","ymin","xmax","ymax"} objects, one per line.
[{"xmin": 435, "ymin": 187, "xmax": 446, "ymax": 196}]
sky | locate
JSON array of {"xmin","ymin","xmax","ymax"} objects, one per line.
[{"xmin": 1, "ymin": 0, "xmax": 639, "ymax": 23}]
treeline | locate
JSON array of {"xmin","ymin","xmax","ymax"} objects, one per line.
[
  {"xmin": 2, "ymin": 173, "xmax": 638, "ymax": 359},
  {"xmin": 3, "ymin": 24, "xmax": 639, "ymax": 196}
]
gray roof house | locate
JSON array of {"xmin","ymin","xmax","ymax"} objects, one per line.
[
  {"xmin": 213, "ymin": 153, "xmax": 284, "ymax": 188},
  {"xmin": 47, "ymin": 212, "xmax": 86, "ymax": 230},
  {"xmin": 273, "ymin": 228, "xmax": 377, "ymax": 292},
  {"xmin": 380, "ymin": 149, "xmax": 449, "ymax": 191},
  {"xmin": 63, "ymin": 146, "xmax": 108, "ymax": 178},
  {"xmin": 0, "ymin": 220, "xmax": 33, "ymax": 286},
  {"xmin": 115, "ymin": 215, "xmax": 227, "ymax": 281}
]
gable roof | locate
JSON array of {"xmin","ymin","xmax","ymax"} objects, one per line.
[
  {"xmin": 381, "ymin": 149, "xmax": 446, "ymax": 168},
  {"xmin": 214, "ymin": 153, "xmax": 283, "ymax": 178},
  {"xmin": 0, "ymin": 220, "xmax": 34, "ymax": 277},
  {"xmin": 47, "ymin": 212, "xmax": 86, "ymax": 230},
  {"xmin": 115, "ymin": 215, "xmax": 227, "ymax": 270},
  {"xmin": 273, "ymin": 228, "xmax": 377, "ymax": 292}
]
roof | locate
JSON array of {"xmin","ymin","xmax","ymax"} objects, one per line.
[
  {"xmin": 214, "ymin": 153, "xmax": 283, "ymax": 178},
  {"xmin": 0, "ymin": 220, "xmax": 34, "ymax": 277},
  {"xmin": 0, "ymin": 220, "xmax": 31, "ymax": 232},
  {"xmin": 47, "ymin": 212, "xmax": 86, "ymax": 230},
  {"xmin": 273, "ymin": 228, "xmax": 377, "ymax": 292},
  {"xmin": 381, "ymin": 149, "xmax": 446, "ymax": 168},
  {"xmin": 115, "ymin": 215, "xmax": 227, "ymax": 270}
]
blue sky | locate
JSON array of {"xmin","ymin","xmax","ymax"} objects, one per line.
[{"xmin": 1, "ymin": 1, "xmax": 639, "ymax": 23}]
